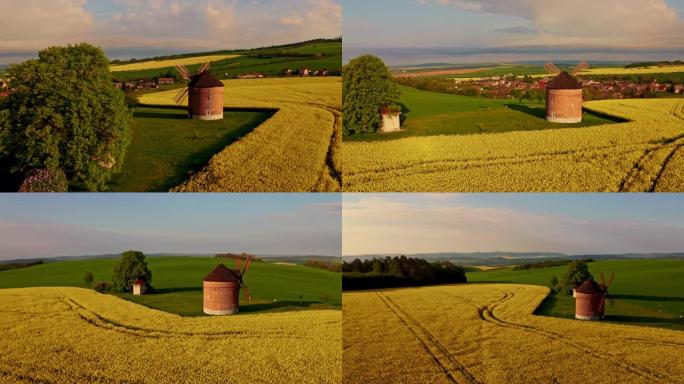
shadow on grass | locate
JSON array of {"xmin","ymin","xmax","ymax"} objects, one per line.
[
  {"xmin": 152, "ymin": 287, "xmax": 202, "ymax": 294},
  {"xmin": 611, "ymin": 294, "xmax": 684, "ymax": 302},
  {"xmin": 504, "ymin": 103, "xmax": 547, "ymax": 119},
  {"xmin": 238, "ymin": 300, "xmax": 321, "ymax": 313},
  {"xmin": 606, "ymin": 315, "xmax": 684, "ymax": 325}
]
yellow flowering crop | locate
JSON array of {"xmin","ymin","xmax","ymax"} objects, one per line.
[
  {"xmin": 342, "ymin": 99, "xmax": 684, "ymax": 192},
  {"xmin": 0, "ymin": 287, "xmax": 341, "ymax": 384},
  {"xmin": 343, "ymin": 284, "xmax": 684, "ymax": 384},
  {"xmin": 140, "ymin": 77, "xmax": 342, "ymax": 192}
]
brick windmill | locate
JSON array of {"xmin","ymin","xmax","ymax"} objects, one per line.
[
  {"xmin": 203, "ymin": 255, "xmax": 253, "ymax": 315},
  {"xmin": 544, "ymin": 61, "xmax": 589, "ymax": 123},
  {"xmin": 174, "ymin": 62, "xmax": 225, "ymax": 121},
  {"xmin": 574, "ymin": 272, "xmax": 615, "ymax": 320}
]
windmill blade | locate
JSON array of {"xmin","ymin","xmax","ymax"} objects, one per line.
[
  {"xmin": 243, "ymin": 285, "xmax": 252, "ymax": 302},
  {"xmin": 607, "ymin": 272, "xmax": 615, "ymax": 287},
  {"xmin": 606, "ymin": 291, "xmax": 615, "ymax": 307},
  {"xmin": 198, "ymin": 62, "xmax": 211, "ymax": 74},
  {"xmin": 174, "ymin": 87, "xmax": 188, "ymax": 104},
  {"xmin": 236, "ymin": 255, "xmax": 242, "ymax": 272},
  {"xmin": 544, "ymin": 61, "xmax": 561, "ymax": 75},
  {"xmin": 242, "ymin": 255, "xmax": 253, "ymax": 276},
  {"xmin": 572, "ymin": 60, "xmax": 590, "ymax": 75},
  {"xmin": 175, "ymin": 64, "xmax": 190, "ymax": 80},
  {"xmin": 600, "ymin": 272, "xmax": 606, "ymax": 288}
]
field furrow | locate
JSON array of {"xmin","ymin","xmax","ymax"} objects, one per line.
[{"xmin": 343, "ymin": 284, "xmax": 684, "ymax": 384}]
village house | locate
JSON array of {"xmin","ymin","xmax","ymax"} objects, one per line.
[
  {"xmin": 299, "ymin": 68, "xmax": 310, "ymax": 76},
  {"xmin": 237, "ymin": 72, "xmax": 265, "ymax": 79},
  {"xmin": 157, "ymin": 77, "xmax": 175, "ymax": 85}
]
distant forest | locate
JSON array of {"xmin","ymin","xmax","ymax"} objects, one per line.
[
  {"xmin": 0, "ymin": 260, "xmax": 43, "ymax": 272},
  {"xmin": 214, "ymin": 253, "xmax": 263, "ymax": 262},
  {"xmin": 625, "ymin": 60, "xmax": 683, "ymax": 68},
  {"xmin": 343, "ymin": 256, "xmax": 467, "ymax": 290},
  {"xmin": 512, "ymin": 258, "xmax": 593, "ymax": 271}
]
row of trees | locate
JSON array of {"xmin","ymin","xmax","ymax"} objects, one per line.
[
  {"xmin": 343, "ymin": 256, "xmax": 467, "ymax": 290},
  {"xmin": 513, "ymin": 258, "xmax": 593, "ymax": 271},
  {"xmin": 1, "ymin": 43, "xmax": 132, "ymax": 191},
  {"xmin": 303, "ymin": 259, "xmax": 342, "ymax": 272}
]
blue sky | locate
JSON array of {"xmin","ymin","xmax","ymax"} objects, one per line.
[
  {"xmin": 0, "ymin": 0, "xmax": 341, "ymax": 65},
  {"xmin": 344, "ymin": 0, "xmax": 684, "ymax": 65},
  {"xmin": 0, "ymin": 194, "xmax": 341, "ymax": 259},
  {"xmin": 343, "ymin": 194, "xmax": 684, "ymax": 256}
]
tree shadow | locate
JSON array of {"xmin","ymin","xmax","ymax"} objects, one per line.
[
  {"xmin": 610, "ymin": 294, "xmax": 684, "ymax": 302},
  {"xmin": 504, "ymin": 103, "xmax": 547, "ymax": 119},
  {"xmin": 133, "ymin": 111, "xmax": 187, "ymax": 120},
  {"xmin": 152, "ymin": 287, "xmax": 202, "ymax": 294},
  {"xmin": 606, "ymin": 315, "xmax": 684, "ymax": 325},
  {"xmin": 238, "ymin": 300, "xmax": 321, "ymax": 313}
]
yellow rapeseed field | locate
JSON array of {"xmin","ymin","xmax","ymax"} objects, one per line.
[
  {"xmin": 139, "ymin": 77, "xmax": 342, "ymax": 192},
  {"xmin": 342, "ymin": 98, "xmax": 684, "ymax": 192},
  {"xmin": 343, "ymin": 284, "xmax": 684, "ymax": 384},
  {"xmin": 0, "ymin": 287, "xmax": 341, "ymax": 384},
  {"xmin": 582, "ymin": 65, "xmax": 684, "ymax": 75},
  {"xmin": 110, "ymin": 55, "xmax": 239, "ymax": 72}
]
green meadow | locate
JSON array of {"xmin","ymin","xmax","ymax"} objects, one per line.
[
  {"xmin": 468, "ymin": 259, "xmax": 684, "ymax": 330},
  {"xmin": 107, "ymin": 106, "xmax": 272, "ymax": 192},
  {"xmin": 344, "ymin": 85, "xmax": 617, "ymax": 142},
  {"xmin": 0, "ymin": 256, "xmax": 341, "ymax": 316}
]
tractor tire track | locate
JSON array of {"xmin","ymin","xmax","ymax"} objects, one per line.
[
  {"xmin": 375, "ymin": 292, "xmax": 482, "ymax": 384},
  {"xmin": 61, "ymin": 297, "xmax": 295, "ymax": 340},
  {"xmin": 443, "ymin": 291, "xmax": 674, "ymax": 384}
]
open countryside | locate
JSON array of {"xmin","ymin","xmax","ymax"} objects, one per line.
[
  {"xmin": 110, "ymin": 54, "xmax": 240, "ymax": 72},
  {"xmin": 468, "ymin": 259, "xmax": 684, "ymax": 330},
  {"xmin": 343, "ymin": 96, "xmax": 684, "ymax": 192},
  {"xmin": 0, "ymin": 255, "xmax": 342, "ymax": 315},
  {"xmin": 343, "ymin": 283, "xmax": 683, "ymax": 384},
  {"xmin": 1, "ymin": 287, "xmax": 340, "ymax": 384}
]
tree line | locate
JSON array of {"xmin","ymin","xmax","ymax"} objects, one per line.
[
  {"xmin": 513, "ymin": 258, "xmax": 593, "ymax": 271},
  {"xmin": 304, "ymin": 259, "xmax": 342, "ymax": 272},
  {"xmin": 343, "ymin": 256, "xmax": 467, "ymax": 290}
]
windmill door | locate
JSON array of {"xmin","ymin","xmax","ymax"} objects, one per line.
[{"xmin": 206, "ymin": 110, "xmax": 211, "ymax": 117}]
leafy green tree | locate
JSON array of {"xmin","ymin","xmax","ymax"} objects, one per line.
[
  {"xmin": 559, "ymin": 261, "xmax": 592, "ymax": 295},
  {"xmin": 4, "ymin": 43, "xmax": 131, "ymax": 191},
  {"xmin": 83, "ymin": 271, "xmax": 94, "ymax": 287},
  {"xmin": 112, "ymin": 250, "xmax": 152, "ymax": 292},
  {"xmin": 343, "ymin": 55, "xmax": 400, "ymax": 135},
  {"xmin": 549, "ymin": 276, "xmax": 559, "ymax": 293}
]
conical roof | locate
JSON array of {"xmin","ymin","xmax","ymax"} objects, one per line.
[
  {"xmin": 189, "ymin": 71, "xmax": 224, "ymax": 89},
  {"xmin": 203, "ymin": 263, "xmax": 241, "ymax": 283},
  {"xmin": 547, "ymin": 71, "xmax": 582, "ymax": 90},
  {"xmin": 575, "ymin": 279, "xmax": 604, "ymax": 294}
]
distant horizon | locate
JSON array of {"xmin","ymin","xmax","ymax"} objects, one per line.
[
  {"xmin": 344, "ymin": 0, "xmax": 684, "ymax": 65},
  {"xmin": 0, "ymin": 194, "xmax": 342, "ymax": 260},
  {"xmin": 341, "ymin": 251, "xmax": 684, "ymax": 258},
  {"xmin": 343, "ymin": 194, "xmax": 684, "ymax": 256}
]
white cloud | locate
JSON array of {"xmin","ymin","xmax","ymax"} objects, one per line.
[
  {"xmin": 422, "ymin": 0, "xmax": 684, "ymax": 48},
  {"xmin": 0, "ymin": 0, "xmax": 341, "ymax": 58},
  {"xmin": 0, "ymin": 0, "xmax": 94, "ymax": 51},
  {"xmin": 342, "ymin": 197, "xmax": 684, "ymax": 256}
]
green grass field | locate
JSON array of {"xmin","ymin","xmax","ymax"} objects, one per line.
[
  {"xmin": 468, "ymin": 259, "xmax": 684, "ymax": 330},
  {"xmin": 107, "ymin": 106, "xmax": 271, "ymax": 192},
  {"xmin": 111, "ymin": 41, "xmax": 342, "ymax": 82},
  {"xmin": 0, "ymin": 256, "xmax": 341, "ymax": 316},
  {"xmin": 345, "ymin": 86, "xmax": 618, "ymax": 142}
]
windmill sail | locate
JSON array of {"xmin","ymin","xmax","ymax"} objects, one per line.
[{"xmin": 544, "ymin": 61, "xmax": 561, "ymax": 75}]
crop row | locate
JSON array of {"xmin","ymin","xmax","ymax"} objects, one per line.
[
  {"xmin": 140, "ymin": 77, "xmax": 342, "ymax": 192},
  {"xmin": 0, "ymin": 287, "xmax": 341, "ymax": 384},
  {"xmin": 342, "ymin": 99, "xmax": 684, "ymax": 192}
]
